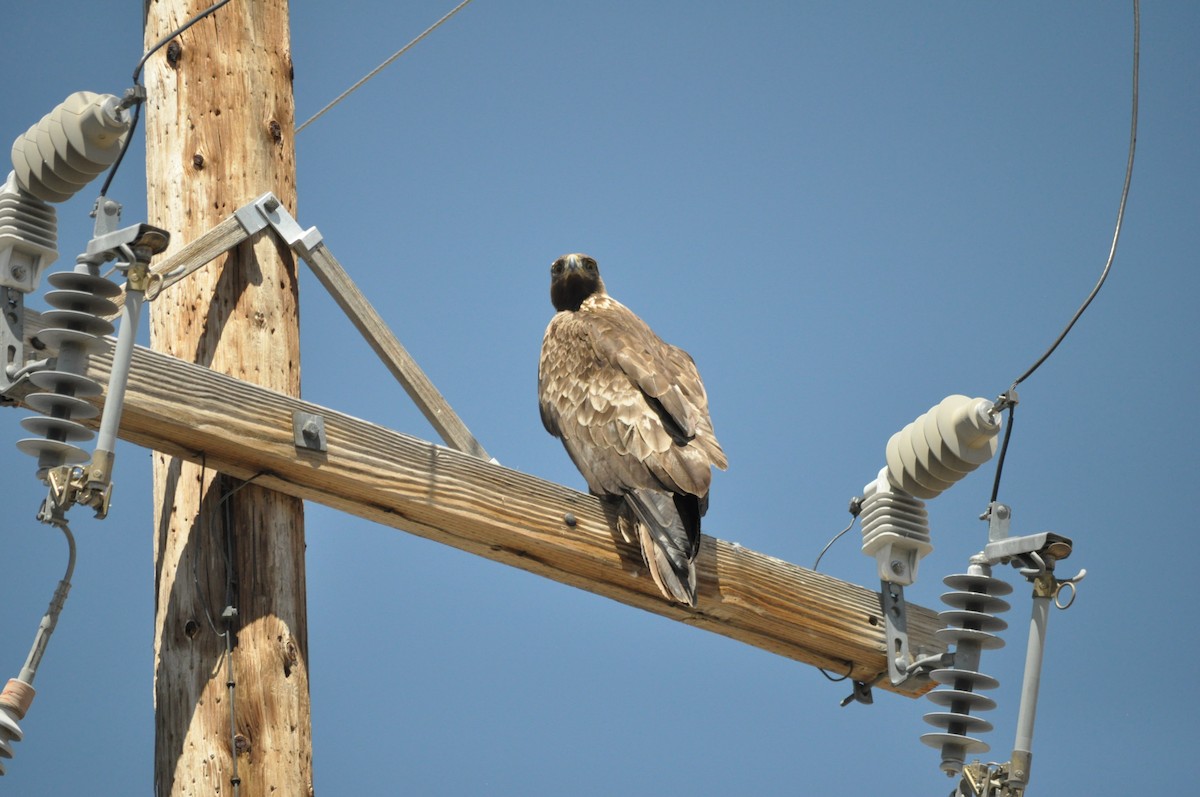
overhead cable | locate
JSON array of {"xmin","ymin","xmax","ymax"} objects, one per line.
[
  {"xmin": 295, "ymin": 0, "xmax": 477, "ymax": 134},
  {"xmin": 988, "ymin": 0, "xmax": 1140, "ymax": 501},
  {"xmin": 1007, "ymin": 0, "xmax": 1140, "ymax": 392}
]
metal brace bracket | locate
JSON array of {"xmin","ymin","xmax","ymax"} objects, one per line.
[
  {"xmin": 986, "ymin": 501, "xmax": 1013, "ymax": 543},
  {"xmin": 1, "ymin": 286, "xmax": 28, "ymax": 396},
  {"xmin": 982, "ymin": 502, "xmax": 1075, "ymax": 571},
  {"xmin": 228, "ymin": 191, "xmax": 488, "ymax": 460},
  {"xmin": 880, "ymin": 580, "xmax": 914, "ymax": 687},
  {"xmin": 234, "ymin": 193, "xmax": 324, "ymax": 259}
]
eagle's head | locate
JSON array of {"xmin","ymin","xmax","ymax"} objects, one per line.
[{"xmin": 549, "ymin": 253, "xmax": 606, "ymax": 312}]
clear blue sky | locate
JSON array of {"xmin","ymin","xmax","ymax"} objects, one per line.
[{"xmin": 2, "ymin": 1, "xmax": 1197, "ymax": 794}]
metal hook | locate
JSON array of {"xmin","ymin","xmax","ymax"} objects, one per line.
[
  {"xmin": 1054, "ymin": 581, "xmax": 1077, "ymax": 610},
  {"xmin": 115, "ymin": 242, "xmax": 137, "ymax": 270},
  {"xmin": 144, "ymin": 270, "xmax": 166, "ymax": 301},
  {"xmin": 1017, "ymin": 550, "xmax": 1047, "ymax": 579},
  {"xmin": 1053, "ymin": 568, "xmax": 1086, "ymax": 610}
]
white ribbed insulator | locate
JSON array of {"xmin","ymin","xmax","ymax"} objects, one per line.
[
  {"xmin": 0, "ymin": 172, "xmax": 58, "ymax": 292},
  {"xmin": 860, "ymin": 468, "xmax": 933, "ymax": 586},
  {"xmin": 0, "ymin": 706, "xmax": 21, "ymax": 776},
  {"xmin": 0, "ymin": 678, "xmax": 33, "ymax": 777},
  {"xmin": 10, "ymin": 92, "xmax": 129, "ymax": 203},
  {"xmin": 884, "ymin": 395, "xmax": 1001, "ymax": 500}
]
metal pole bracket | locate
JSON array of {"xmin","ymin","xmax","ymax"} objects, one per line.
[{"xmin": 235, "ymin": 193, "xmax": 324, "ymax": 259}]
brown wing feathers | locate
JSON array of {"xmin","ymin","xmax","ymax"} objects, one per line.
[{"xmin": 539, "ymin": 253, "xmax": 726, "ymax": 606}]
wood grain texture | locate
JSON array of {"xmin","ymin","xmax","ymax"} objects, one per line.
[
  {"xmin": 142, "ymin": 2, "xmax": 312, "ymax": 795},
  {"xmin": 16, "ymin": 307, "xmax": 946, "ymax": 698}
]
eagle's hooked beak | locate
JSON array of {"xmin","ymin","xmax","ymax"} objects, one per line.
[{"xmin": 563, "ymin": 254, "xmax": 585, "ymax": 272}]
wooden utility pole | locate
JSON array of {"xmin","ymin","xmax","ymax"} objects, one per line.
[{"xmin": 142, "ymin": 2, "xmax": 312, "ymax": 795}]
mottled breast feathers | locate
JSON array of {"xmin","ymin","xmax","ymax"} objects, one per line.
[{"xmin": 538, "ymin": 293, "xmax": 727, "ymax": 501}]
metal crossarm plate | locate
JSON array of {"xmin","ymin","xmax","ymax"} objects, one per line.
[{"xmin": 880, "ymin": 579, "xmax": 914, "ymax": 686}]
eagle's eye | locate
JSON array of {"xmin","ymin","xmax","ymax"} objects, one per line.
[
  {"xmin": 583, "ymin": 258, "xmax": 597, "ymax": 272},
  {"xmin": 551, "ymin": 259, "xmax": 564, "ymax": 275}
]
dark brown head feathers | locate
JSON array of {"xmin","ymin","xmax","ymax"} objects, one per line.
[{"xmin": 549, "ymin": 253, "xmax": 605, "ymax": 311}]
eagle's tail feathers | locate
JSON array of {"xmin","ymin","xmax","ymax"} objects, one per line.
[{"xmin": 625, "ymin": 489, "xmax": 699, "ymax": 607}]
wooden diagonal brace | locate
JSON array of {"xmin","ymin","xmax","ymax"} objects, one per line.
[{"xmin": 104, "ymin": 195, "xmax": 489, "ymax": 460}]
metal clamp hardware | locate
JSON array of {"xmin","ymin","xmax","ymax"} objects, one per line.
[
  {"xmin": 234, "ymin": 193, "xmax": 323, "ymax": 258},
  {"xmin": 929, "ymin": 502, "xmax": 1086, "ymax": 797}
]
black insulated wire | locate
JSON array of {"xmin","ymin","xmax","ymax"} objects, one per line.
[
  {"xmin": 990, "ymin": 0, "xmax": 1139, "ymax": 500},
  {"xmin": 1008, "ymin": 0, "xmax": 1139, "ymax": 393},
  {"xmin": 99, "ymin": 0, "xmax": 236, "ymax": 196},
  {"xmin": 988, "ymin": 403, "xmax": 1016, "ymax": 505}
]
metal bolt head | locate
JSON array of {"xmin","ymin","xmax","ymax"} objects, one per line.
[
  {"xmin": 890, "ymin": 560, "xmax": 906, "ymax": 576},
  {"xmin": 293, "ymin": 410, "xmax": 327, "ymax": 452}
]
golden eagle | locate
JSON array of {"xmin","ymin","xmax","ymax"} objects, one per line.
[{"xmin": 538, "ymin": 253, "xmax": 727, "ymax": 605}]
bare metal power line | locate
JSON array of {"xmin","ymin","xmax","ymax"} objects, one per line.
[{"xmin": 296, "ymin": 0, "xmax": 477, "ymax": 134}]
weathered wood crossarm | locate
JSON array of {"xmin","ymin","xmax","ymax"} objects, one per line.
[{"xmin": 9, "ymin": 307, "xmax": 945, "ymax": 697}]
